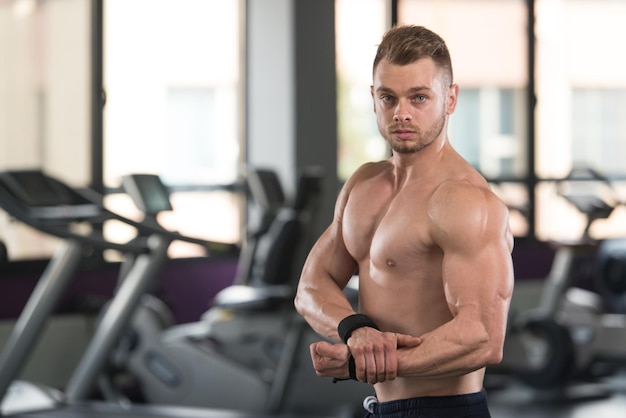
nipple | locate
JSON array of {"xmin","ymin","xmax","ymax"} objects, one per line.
[{"xmin": 386, "ymin": 258, "xmax": 396, "ymax": 268}]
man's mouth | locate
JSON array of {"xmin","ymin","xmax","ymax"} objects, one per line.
[{"xmin": 392, "ymin": 128, "xmax": 415, "ymax": 140}]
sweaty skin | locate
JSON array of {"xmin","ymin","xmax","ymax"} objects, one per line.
[{"xmin": 294, "ymin": 57, "xmax": 514, "ymax": 402}]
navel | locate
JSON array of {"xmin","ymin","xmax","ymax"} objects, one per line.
[{"xmin": 386, "ymin": 258, "xmax": 396, "ymax": 268}]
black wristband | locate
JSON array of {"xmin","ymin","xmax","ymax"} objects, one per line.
[
  {"xmin": 348, "ymin": 355, "xmax": 357, "ymax": 380},
  {"xmin": 337, "ymin": 313, "xmax": 380, "ymax": 344},
  {"xmin": 332, "ymin": 356, "xmax": 358, "ymax": 383}
]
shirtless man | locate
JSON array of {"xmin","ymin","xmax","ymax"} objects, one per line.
[{"xmin": 294, "ymin": 25, "xmax": 514, "ymax": 417}]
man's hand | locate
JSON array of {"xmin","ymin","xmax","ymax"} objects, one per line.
[
  {"xmin": 310, "ymin": 341, "xmax": 351, "ymax": 379},
  {"xmin": 348, "ymin": 328, "xmax": 421, "ymax": 384},
  {"xmin": 309, "ymin": 332, "xmax": 422, "ymax": 384}
]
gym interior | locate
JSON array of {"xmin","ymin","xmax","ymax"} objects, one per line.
[{"xmin": 2, "ymin": 0, "xmax": 626, "ymax": 417}]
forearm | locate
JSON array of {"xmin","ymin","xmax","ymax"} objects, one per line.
[
  {"xmin": 397, "ymin": 319, "xmax": 504, "ymax": 379},
  {"xmin": 295, "ymin": 281, "xmax": 356, "ymax": 341}
]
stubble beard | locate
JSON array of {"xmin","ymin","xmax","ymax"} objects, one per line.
[{"xmin": 387, "ymin": 113, "xmax": 447, "ymax": 155}]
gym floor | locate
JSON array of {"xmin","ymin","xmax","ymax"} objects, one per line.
[{"xmin": 485, "ymin": 374, "xmax": 626, "ymax": 417}]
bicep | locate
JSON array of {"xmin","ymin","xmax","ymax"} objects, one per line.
[
  {"xmin": 437, "ymin": 192, "xmax": 514, "ymax": 321},
  {"xmin": 300, "ymin": 221, "xmax": 357, "ymax": 291},
  {"xmin": 442, "ymin": 237, "xmax": 513, "ymax": 316},
  {"xmin": 299, "ymin": 179, "xmax": 359, "ymax": 291}
]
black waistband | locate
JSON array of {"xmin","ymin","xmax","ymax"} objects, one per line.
[{"xmin": 373, "ymin": 389, "xmax": 487, "ymax": 414}]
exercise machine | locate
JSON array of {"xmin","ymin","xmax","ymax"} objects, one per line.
[
  {"xmin": 594, "ymin": 237, "xmax": 626, "ymax": 315},
  {"xmin": 496, "ymin": 166, "xmax": 626, "ymax": 393},
  {"xmin": 0, "ymin": 169, "xmax": 319, "ymax": 418},
  {"xmin": 99, "ymin": 168, "xmax": 372, "ymax": 417}
]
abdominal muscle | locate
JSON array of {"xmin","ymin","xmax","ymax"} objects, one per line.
[{"xmin": 373, "ymin": 369, "xmax": 486, "ymax": 402}]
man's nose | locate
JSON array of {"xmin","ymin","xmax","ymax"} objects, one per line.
[{"xmin": 393, "ymin": 102, "xmax": 412, "ymax": 122}]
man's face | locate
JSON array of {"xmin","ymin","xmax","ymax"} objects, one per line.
[{"xmin": 371, "ymin": 57, "xmax": 457, "ymax": 154}]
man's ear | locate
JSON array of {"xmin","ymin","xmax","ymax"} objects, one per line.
[{"xmin": 446, "ymin": 84, "xmax": 459, "ymax": 115}]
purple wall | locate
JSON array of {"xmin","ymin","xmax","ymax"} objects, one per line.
[
  {"xmin": 0, "ymin": 257, "xmax": 238, "ymax": 324},
  {"xmin": 0, "ymin": 240, "xmax": 563, "ymax": 324}
]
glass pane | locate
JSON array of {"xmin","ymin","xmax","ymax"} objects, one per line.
[
  {"xmin": 398, "ymin": 0, "xmax": 528, "ymax": 179},
  {"xmin": 104, "ymin": 189, "xmax": 242, "ymax": 260},
  {"xmin": 536, "ymin": 0, "xmax": 626, "ymax": 179},
  {"xmin": 103, "ymin": 0, "xmax": 242, "ymax": 255},
  {"xmin": 537, "ymin": 181, "xmax": 626, "ymax": 242},
  {"xmin": 0, "ymin": 0, "xmax": 91, "ymax": 260},
  {"xmin": 335, "ymin": 0, "xmax": 389, "ymax": 180},
  {"xmin": 489, "ymin": 181, "xmax": 529, "ymax": 237},
  {"xmin": 104, "ymin": 0, "xmax": 240, "ymax": 186},
  {"xmin": 571, "ymin": 89, "xmax": 626, "ymax": 176},
  {"xmin": 535, "ymin": 0, "xmax": 626, "ymax": 241}
]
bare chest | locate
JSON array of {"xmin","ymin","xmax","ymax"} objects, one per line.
[
  {"xmin": 342, "ymin": 184, "xmax": 435, "ymax": 271},
  {"xmin": 343, "ymin": 185, "xmax": 450, "ymax": 334}
]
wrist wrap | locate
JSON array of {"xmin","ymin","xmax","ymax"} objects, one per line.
[
  {"xmin": 348, "ymin": 355, "xmax": 357, "ymax": 379},
  {"xmin": 337, "ymin": 313, "xmax": 380, "ymax": 344},
  {"xmin": 332, "ymin": 356, "xmax": 358, "ymax": 383}
]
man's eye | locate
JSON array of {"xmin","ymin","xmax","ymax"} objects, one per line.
[
  {"xmin": 414, "ymin": 95, "xmax": 426, "ymax": 102},
  {"xmin": 381, "ymin": 95, "xmax": 395, "ymax": 103}
]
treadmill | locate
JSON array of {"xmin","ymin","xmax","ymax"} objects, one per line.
[{"xmin": 0, "ymin": 169, "xmax": 324, "ymax": 418}]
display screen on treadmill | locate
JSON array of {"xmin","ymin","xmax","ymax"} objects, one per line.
[
  {"xmin": 128, "ymin": 175, "xmax": 172, "ymax": 215},
  {"xmin": 0, "ymin": 171, "xmax": 90, "ymax": 207}
]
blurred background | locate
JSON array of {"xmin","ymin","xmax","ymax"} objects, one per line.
[{"xmin": 2, "ymin": 0, "xmax": 626, "ymax": 417}]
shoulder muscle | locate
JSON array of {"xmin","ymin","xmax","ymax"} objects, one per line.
[{"xmin": 429, "ymin": 182, "xmax": 512, "ymax": 253}]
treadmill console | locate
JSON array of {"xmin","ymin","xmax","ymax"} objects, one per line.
[
  {"xmin": 122, "ymin": 174, "xmax": 173, "ymax": 217},
  {"xmin": 0, "ymin": 170, "xmax": 101, "ymax": 220}
]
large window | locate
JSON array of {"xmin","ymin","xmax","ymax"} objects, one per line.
[
  {"xmin": 0, "ymin": 0, "xmax": 91, "ymax": 260},
  {"xmin": 0, "ymin": 0, "xmax": 243, "ymax": 261},
  {"xmin": 535, "ymin": 0, "xmax": 626, "ymax": 241},
  {"xmin": 335, "ymin": 0, "xmax": 390, "ymax": 180},
  {"xmin": 103, "ymin": 0, "xmax": 243, "ymax": 256}
]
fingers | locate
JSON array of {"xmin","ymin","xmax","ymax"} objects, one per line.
[
  {"xmin": 366, "ymin": 339, "xmax": 397, "ymax": 383},
  {"xmin": 309, "ymin": 341, "xmax": 350, "ymax": 379},
  {"xmin": 396, "ymin": 333, "xmax": 422, "ymax": 348},
  {"xmin": 309, "ymin": 331, "xmax": 421, "ymax": 384},
  {"xmin": 384, "ymin": 343, "xmax": 398, "ymax": 381},
  {"xmin": 349, "ymin": 330, "xmax": 423, "ymax": 384},
  {"xmin": 310, "ymin": 340, "xmax": 332, "ymax": 357},
  {"xmin": 349, "ymin": 330, "xmax": 398, "ymax": 384}
]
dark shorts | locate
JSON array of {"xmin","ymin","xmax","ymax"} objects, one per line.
[{"xmin": 363, "ymin": 389, "xmax": 490, "ymax": 418}]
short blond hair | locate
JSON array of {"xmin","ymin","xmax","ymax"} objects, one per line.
[{"xmin": 373, "ymin": 25, "xmax": 454, "ymax": 86}]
